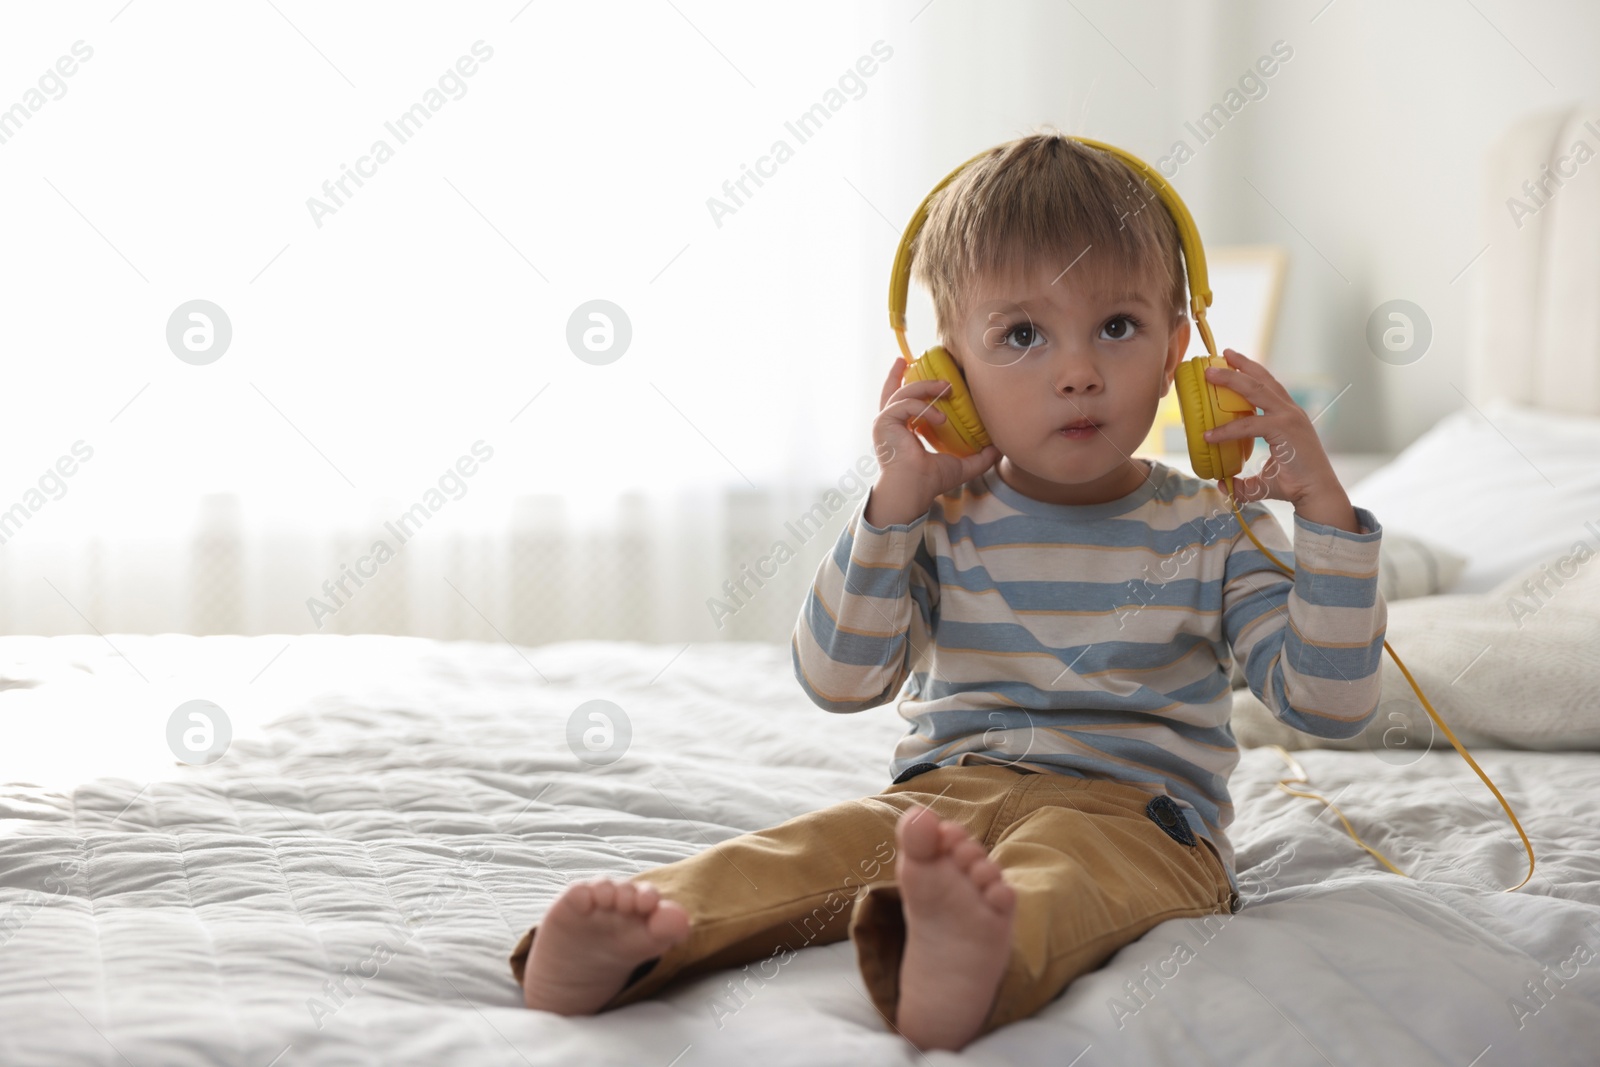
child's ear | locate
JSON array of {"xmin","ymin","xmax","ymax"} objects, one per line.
[{"xmin": 1159, "ymin": 316, "xmax": 1191, "ymax": 396}]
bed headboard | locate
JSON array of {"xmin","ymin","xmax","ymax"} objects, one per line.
[{"xmin": 1466, "ymin": 101, "xmax": 1600, "ymax": 416}]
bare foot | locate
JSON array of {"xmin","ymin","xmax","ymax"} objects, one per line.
[
  {"xmin": 521, "ymin": 878, "xmax": 691, "ymax": 1014},
  {"xmin": 893, "ymin": 804, "xmax": 1017, "ymax": 1051}
]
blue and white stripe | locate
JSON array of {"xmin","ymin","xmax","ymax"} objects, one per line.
[{"xmin": 792, "ymin": 460, "xmax": 1387, "ymax": 896}]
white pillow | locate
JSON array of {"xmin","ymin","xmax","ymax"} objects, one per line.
[
  {"xmin": 1226, "ymin": 520, "xmax": 1468, "ymax": 688},
  {"xmin": 1345, "ymin": 399, "xmax": 1600, "ymax": 594},
  {"xmin": 1231, "ymin": 540, "xmax": 1600, "ymax": 752},
  {"xmin": 1373, "ymin": 531, "xmax": 1470, "ymax": 600},
  {"xmin": 1259, "ymin": 496, "xmax": 1467, "ymax": 598}
]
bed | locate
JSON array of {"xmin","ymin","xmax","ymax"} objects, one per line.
[
  {"xmin": 1, "ymin": 629, "xmax": 1599, "ymax": 1067},
  {"xmin": 7, "ymin": 107, "xmax": 1600, "ymax": 1065}
]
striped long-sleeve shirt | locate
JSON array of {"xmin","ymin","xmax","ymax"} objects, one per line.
[{"xmin": 790, "ymin": 459, "xmax": 1387, "ymax": 898}]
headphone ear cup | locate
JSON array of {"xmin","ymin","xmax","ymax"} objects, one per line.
[
  {"xmin": 1175, "ymin": 355, "xmax": 1252, "ymax": 482},
  {"xmin": 902, "ymin": 346, "xmax": 992, "ymax": 458}
]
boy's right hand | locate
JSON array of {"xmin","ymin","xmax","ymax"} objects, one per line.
[{"xmin": 866, "ymin": 356, "xmax": 1001, "ymax": 528}]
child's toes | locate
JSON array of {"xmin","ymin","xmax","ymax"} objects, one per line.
[
  {"xmin": 564, "ymin": 881, "xmax": 596, "ymax": 915},
  {"xmin": 899, "ymin": 805, "xmax": 943, "ymax": 861},
  {"xmin": 951, "ymin": 838, "xmax": 987, "ymax": 870},
  {"xmin": 590, "ymin": 879, "xmax": 616, "ymax": 910},
  {"xmin": 968, "ymin": 857, "xmax": 1003, "ymax": 889},
  {"xmin": 612, "ymin": 881, "xmax": 636, "ymax": 913},
  {"xmin": 648, "ymin": 898, "xmax": 691, "ymax": 940},
  {"xmin": 633, "ymin": 882, "xmax": 660, "ymax": 912},
  {"xmin": 983, "ymin": 878, "xmax": 1016, "ymax": 913}
]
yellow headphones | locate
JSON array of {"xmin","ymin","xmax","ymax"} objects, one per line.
[
  {"xmin": 888, "ymin": 136, "xmax": 1535, "ymax": 892},
  {"xmin": 890, "ymin": 136, "xmax": 1253, "ymax": 483}
]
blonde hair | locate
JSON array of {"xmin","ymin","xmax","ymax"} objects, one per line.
[{"xmin": 908, "ymin": 131, "xmax": 1188, "ymax": 349}]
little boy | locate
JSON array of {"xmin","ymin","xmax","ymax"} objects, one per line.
[{"xmin": 511, "ymin": 134, "xmax": 1386, "ymax": 1051}]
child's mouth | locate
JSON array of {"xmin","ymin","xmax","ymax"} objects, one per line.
[{"xmin": 1059, "ymin": 420, "xmax": 1099, "ymax": 440}]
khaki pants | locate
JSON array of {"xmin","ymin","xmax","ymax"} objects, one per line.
[{"xmin": 509, "ymin": 764, "xmax": 1239, "ymax": 1039}]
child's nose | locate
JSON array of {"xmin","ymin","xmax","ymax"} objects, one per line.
[{"xmin": 1049, "ymin": 347, "xmax": 1104, "ymax": 395}]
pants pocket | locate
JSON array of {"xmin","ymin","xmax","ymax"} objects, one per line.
[{"xmin": 1143, "ymin": 794, "xmax": 1196, "ymax": 848}]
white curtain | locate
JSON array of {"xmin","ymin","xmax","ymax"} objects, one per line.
[
  {"xmin": 34, "ymin": 0, "xmax": 1576, "ymax": 643},
  {"xmin": 2, "ymin": 1, "xmax": 905, "ymax": 643}
]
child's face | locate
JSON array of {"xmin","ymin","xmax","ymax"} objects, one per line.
[{"xmin": 949, "ymin": 255, "xmax": 1189, "ymax": 506}]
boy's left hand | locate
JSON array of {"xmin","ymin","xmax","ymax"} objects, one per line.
[{"xmin": 1199, "ymin": 348, "xmax": 1360, "ymax": 531}]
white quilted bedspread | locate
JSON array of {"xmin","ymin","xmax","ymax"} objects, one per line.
[{"xmin": 2, "ymin": 634, "xmax": 1599, "ymax": 1066}]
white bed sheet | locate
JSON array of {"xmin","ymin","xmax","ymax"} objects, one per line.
[{"xmin": 2, "ymin": 634, "xmax": 1599, "ymax": 1066}]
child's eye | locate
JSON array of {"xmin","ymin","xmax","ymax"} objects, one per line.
[
  {"xmin": 1002, "ymin": 322, "xmax": 1044, "ymax": 350},
  {"xmin": 1100, "ymin": 314, "xmax": 1146, "ymax": 341}
]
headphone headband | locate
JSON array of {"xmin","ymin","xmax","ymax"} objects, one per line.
[{"xmin": 887, "ymin": 136, "xmax": 1217, "ymax": 360}]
